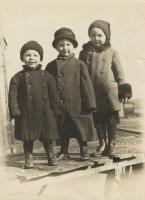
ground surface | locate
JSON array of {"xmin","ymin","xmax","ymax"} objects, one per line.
[{"xmin": 0, "ymin": 116, "xmax": 144, "ymax": 200}]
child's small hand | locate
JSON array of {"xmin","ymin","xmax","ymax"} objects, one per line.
[
  {"xmin": 121, "ymin": 97, "xmax": 128, "ymax": 104},
  {"xmin": 14, "ymin": 114, "xmax": 21, "ymax": 119}
]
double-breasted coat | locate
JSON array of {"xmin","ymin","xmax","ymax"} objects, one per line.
[
  {"xmin": 79, "ymin": 42, "xmax": 126, "ymax": 112},
  {"xmin": 45, "ymin": 55, "xmax": 96, "ymax": 141},
  {"xmin": 8, "ymin": 65, "xmax": 59, "ymax": 141}
]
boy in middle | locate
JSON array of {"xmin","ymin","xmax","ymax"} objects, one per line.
[{"xmin": 46, "ymin": 27, "xmax": 96, "ymax": 160}]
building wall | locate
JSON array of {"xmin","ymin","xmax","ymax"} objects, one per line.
[{"xmin": 0, "ymin": 35, "xmax": 14, "ymax": 152}]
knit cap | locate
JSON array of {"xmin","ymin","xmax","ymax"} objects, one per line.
[
  {"xmin": 88, "ymin": 20, "xmax": 111, "ymax": 42},
  {"xmin": 52, "ymin": 27, "xmax": 78, "ymax": 48},
  {"xmin": 20, "ymin": 40, "xmax": 43, "ymax": 61}
]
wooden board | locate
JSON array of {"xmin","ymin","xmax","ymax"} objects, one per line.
[{"xmin": 2, "ymin": 152, "xmax": 145, "ymax": 182}]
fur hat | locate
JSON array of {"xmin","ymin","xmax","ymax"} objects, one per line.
[
  {"xmin": 52, "ymin": 27, "xmax": 78, "ymax": 48},
  {"xmin": 88, "ymin": 20, "xmax": 111, "ymax": 42},
  {"xmin": 20, "ymin": 41, "xmax": 43, "ymax": 61}
]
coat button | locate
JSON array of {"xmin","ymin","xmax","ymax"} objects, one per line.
[
  {"xmin": 42, "ymin": 83, "xmax": 46, "ymax": 87},
  {"xmin": 41, "ymin": 72, "xmax": 45, "ymax": 76},
  {"xmin": 27, "ymin": 73, "xmax": 30, "ymax": 77},
  {"xmin": 43, "ymin": 96, "xmax": 47, "ymax": 99},
  {"xmin": 29, "ymin": 96, "xmax": 32, "ymax": 100},
  {"xmin": 100, "ymin": 70, "xmax": 104, "ymax": 73},
  {"xmin": 58, "ymin": 74, "xmax": 63, "ymax": 78},
  {"xmin": 28, "ymin": 84, "xmax": 31, "ymax": 88},
  {"xmin": 58, "ymin": 86, "xmax": 62, "ymax": 90},
  {"xmin": 59, "ymin": 99, "xmax": 63, "ymax": 104}
]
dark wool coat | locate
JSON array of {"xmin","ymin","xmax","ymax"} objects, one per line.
[
  {"xmin": 45, "ymin": 55, "xmax": 96, "ymax": 141},
  {"xmin": 8, "ymin": 65, "xmax": 59, "ymax": 141},
  {"xmin": 79, "ymin": 42, "xmax": 126, "ymax": 112}
]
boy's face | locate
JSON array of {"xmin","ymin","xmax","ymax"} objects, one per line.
[
  {"xmin": 22, "ymin": 50, "xmax": 41, "ymax": 68},
  {"xmin": 55, "ymin": 39, "xmax": 74, "ymax": 56},
  {"xmin": 90, "ymin": 27, "xmax": 106, "ymax": 47}
]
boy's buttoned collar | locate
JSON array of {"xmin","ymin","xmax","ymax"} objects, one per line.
[
  {"xmin": 82, "ymin": 41, "xmax": 111, "ymax": 52},
  {"xmin": 57, "ymin": 53, "xmax": 75, "ymax": 60},
  {"xmin": 23, "ymin": 64, "xmax": 42, "ymax": 71}
]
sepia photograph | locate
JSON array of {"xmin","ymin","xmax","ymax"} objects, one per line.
[{"xmin": 0, "ymin": 0, "xmax": 145, "ymax": 199}]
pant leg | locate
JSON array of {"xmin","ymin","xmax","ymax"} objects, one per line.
[
  {"xmin": 96, "ymin": 124, "xmax": 107, "ymax": 146},
  {"xmin": 43, "ymin": 140, "xmax": 54, "ymax": 153},
  {"xmin": 60, "ymin": 136, "xmax": 69, "ymax": 154},
  {"xmin": 59, "ymin": 112, "xmax": 72, "ymax": 154},
  {"xmin": 107, "ymin": 114, "xmax": 117, "ymax": 143},
  {"xmin": 23, "ymin": 140, "xmax": 34, "ymax": 154},
  {"xmin": 106, "ymin": 113, "xmax": 118, "ymax": 155},
  {"xmin": 77, "ymin": 135, "xmax": 89, "ymax": 158},
  {"xmin": 23, "ymin": 140, "xmax": 34, "ymax": 168},
  {"xmin": 42, "ymin": 140, "xmax": 58, "ymax": 165}
]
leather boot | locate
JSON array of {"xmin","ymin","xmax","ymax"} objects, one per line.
[
  {"xmin": 43, "ymin": 141, "xmax": 58, "ymax": 166},
  {"xmin": 57, "ymin": 136, "xmax": 70, "ymax": 160},
  {"xmin": 48, "ymin": 152, "xmax": 58, "ymax": 166},
  {"xmin": 56, "ymin": 153, "xmax": 70, "ymax": 161},
  {"xmin": 80, "ymin": 146, "xmax": 89, "ymax": 161},
  {"xmin": 23, "ymin": 141, "xmax": 34, "ymax": 169},
  {"xmin": 107, "ymin": 140, "xmax": 117, "ymax": 157},
  {"xmin": 24, "ymin": 153, "xmax": 34, "ymax": 169},
  {"xmin": 107, "ymin": 122, "xmax": 117, "ymax": 157},
  {"xmin": 94, "ymin": 125, "xmax": 106, "ymax": 156}
]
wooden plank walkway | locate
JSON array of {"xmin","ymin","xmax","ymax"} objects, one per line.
[
  {"xmin": 1, "ymin": 150, "xmax": 144, "ymax": 182},
  {"xmin": 0, "ymin": 116, "xmax": 144, "ymax": 182}
]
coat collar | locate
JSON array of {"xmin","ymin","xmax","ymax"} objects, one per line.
[
  {"xmin": 57, "ymin": 53, "xmax": 75, "ymax": 60},
  {"xmin": 23, "ymin": 64, "xmax": 42, "ymax": 71},
  {"xmin": 82, "ymin": 41, "xmax": 111, "ymax": 52}
]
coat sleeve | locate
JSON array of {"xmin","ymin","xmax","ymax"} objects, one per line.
[
  {"xmin": 112, "ymin": 51, "xmax": 126, "ymax": 85},
  {"xmin": 79, "ymin": 50, "xmax": 84, "ymax": 62},
  {"xmin": 8, "ymin": 76, "xmax": 21, "ymax": 119},
  {"xmin": 47, "ymin": 74, "xmax": 61, "ymax": 116},
  {"xmin": 80, "ymin": 61, "xmax": 96, "ymax": 112}
]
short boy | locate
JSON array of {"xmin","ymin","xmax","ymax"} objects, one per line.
[{"xmin": 8, "ymin": 41, "xmax": 60, "ymax": 168}]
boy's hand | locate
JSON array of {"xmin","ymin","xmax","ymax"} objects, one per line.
[
  {"xmin": 14, "ymin": 114, "xmax": 21, "ymax": 119},
  {"xmin": 121, "ymin": 97, "xmax": 128, "ymax": 104}
]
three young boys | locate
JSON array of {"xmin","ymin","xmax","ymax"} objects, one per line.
[{"xmin": 8, "ymin": 21, "xmax": 132, "ymax": 168}]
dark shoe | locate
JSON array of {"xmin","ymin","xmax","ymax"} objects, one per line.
[
  {"xmin": 24, "ymin": 153, "xmax": 34, "ymax": 169},
  {"xmin": 56, "ymin": 153, "xmax": 70, "ymax": 161},
  {"xmin": 107, "ymin": 141, "xmax": 117, "ymax": 157},
  {"xmin": 102, "ymin": 146, "xmax": 108, "ymax": 156},
  {"xmin": 48, "ymin": 152, "xmax": 58, "ymax": 166},
  {"xmin": 80, "ymin": 146, "xmax": 89, "ymax": 161},
  {"xmin": 92, "ymin": 141, "xmax": 106, "ymax": 156}
]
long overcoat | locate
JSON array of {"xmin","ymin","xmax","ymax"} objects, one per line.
[
  {"xmin": 79, "ymin": 42, "xmax": 126, "ymax": 112},
  {"xmin": 45, "ymin": 55, "xmax": 96, "ymax": 141},
  {"xmin": 8, "ymin": 65, "xmax": 59, "ymax": 141}
]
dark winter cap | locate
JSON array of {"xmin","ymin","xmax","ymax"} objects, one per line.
[
  {"xmin": 52, "ymin": 27, "xmax": 78, "ymax": 48},
  {"xmin": 88, "ymin": 20, "xmax": 111, "ymax": 41},
  {"xmin": 20, "ymin": 40, "xmax": 43, "ymax": 61}
]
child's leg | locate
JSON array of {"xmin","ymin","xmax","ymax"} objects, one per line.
[
  {"xmin": 23, "ymin": 140, "xmax": 34, "ymax": 169},
  {"xmin": 93, "ymin": 112, "xmax": 107, "ymax": 155},
  {"xmin": 43, "ymin": 140, "xmax": 58, "ymax": 166},
  {"xmin": 94, "ymin": 124, "xmax": 106, "ymax": 155},
  {"xmin": 78, "ymin": 137, "xmax": 89, "ymax": 160},
  {"xmin": 57, "ymin": 135, "xmax": 70, "ymax": 160},
  {"xmin": 107, "ymin": 114, "xmax": 118, "ymax": 156}
]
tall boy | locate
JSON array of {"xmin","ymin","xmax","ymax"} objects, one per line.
[
  {"xmin": 79, "ymin": 20, "xmax": 132, "ymax": 156},
  {"xmin": 46, "ymin": 28, "xmax": 96, "ymax": 160}
]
